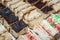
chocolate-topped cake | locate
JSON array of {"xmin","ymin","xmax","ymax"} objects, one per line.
[
  {"xmin": 12, "ymin": 20, "xmax": 28, "ymax": 33},
  {"xmin": 35, "ymin": 1, "xmax": 47, "ymax": 9},
  {"xmin": 41, "ymin": 6, "xmax": 53, "ymax": 13},
  {"xmin": 0, "ymin": 8, "xmax": 12, "ymax": 15}
]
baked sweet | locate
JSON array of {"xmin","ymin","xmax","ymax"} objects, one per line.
[
  {"xmin": 33, "ymin": 24, "xmax": 51, "ymax": 40},
  {"xmin": 53, "ymin": 2, "xmax": 60, "ymax": 11},
  {"xmin": 41, "ymin": 20, "xmax": 59, "ymax": 36},
  {"xmin": 41, "ymin": 6, "xmax": 53, "ymax": 13},
  {"xmin": 24, "ymin": 9, "xmax": 41, "ymax": 21},
  {"xmin": 35, "ymin": 1, "xmax": 47, "ymax": 9},
  {"xmin": 11, "ymin": 20, "xmax": 28, "ymax": 33}
]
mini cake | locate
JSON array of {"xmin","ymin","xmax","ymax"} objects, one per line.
[
  {"xmin": 25, "ymin": 29, "xmax": 41, "ymax": 40},
  {"xmin": 24, "ymin": 9, "xmax": 41, "ymax": 21},
  {"xmin": 47, "ymin": 14, "xmax": 60, "ymax": 31},
  {"xmin": 41, "ymin": 6, "xmax": 53, "ymax": 14},
  {"xmin": 47, "ymin": 0, "xmax": 60, "ymax": 6},
  {"xmin": 10, "ymin": 20, "xmax": 28, "ymax": 38},
  {"xmin": 3, "ymin": 14, "xmax": 18, "ymax": 24},
  {"xmin": 53, "ymin": 2, "xmax": 60, "ymax": 11},
  {"xmin": 35, "ymin": 1, "xmax": 47, "ymax": 9},
  {"xmin": 32, "ymin": 24, "xmax": 52, "ymax": 40},
  {"xmin": 21, "ymin": 6, "xmax": 36, "ymax": 13},
  {"xmin": 17, "ymin": 6, "xmax": 36, "ymax": 20},
  {"xmin": 4, "ymin": 0, "xmax": 20, "ymax": 7},
  {"xmin": 10, "ymin": 1, "xmax": 26, "ymax": 11},
  {"xmin": 41, "ymin": 20, "xmax": 59, "ymax": 36},
  {"xmin": 14, "ymin": 3, "xmax": 31, "ymax": 14}
]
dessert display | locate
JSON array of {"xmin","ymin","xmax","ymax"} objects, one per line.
[{"xmin": 0, "ymin": 0, "xmax": 60, "ymax": 40}]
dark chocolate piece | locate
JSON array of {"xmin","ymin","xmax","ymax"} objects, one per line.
[
  {"xmin": 0, "ymin": 8, "xmax": 12, "ymax": 15},
  {"xmin": 41, "ymin": 6, "xmax": 53, "ymax": 13},
  {"xmin": 35, "ymin": 1, "xmax": 47, "ymax": 9},
  {"xmin": 3, "ymin": 14, "xmax": 18, "ymax": 24},
  {"xmin": 28, "ymin": 0, "xmax": 38, "ymax": 4},
  {"xmin": 12, "ymin": 20, "xmax": 28, "ymax": 33}
]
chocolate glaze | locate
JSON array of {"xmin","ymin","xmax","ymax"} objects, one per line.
[
  {"xmin": 12, "ymin": 20, "xmax": 28, "ymax": 33},
  {"xmin": 3, "ymin": 14, "xmax": 18, "ymax": 24},
  {"xmin": 35, "ymin": 1, "xmax": 47, "ymax": 9},
  {"xmin": 41, "ymin": 6, "xmax": 53, "ymax": 13},
  {"xmin": 0, "ymin": 8, "xmax": 12, "ymax": 15},
  {"xmin": 0, "ymin": 4, "xmax": 18, "ymax": 24}
]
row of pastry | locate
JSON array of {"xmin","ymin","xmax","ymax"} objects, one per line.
[
  {"xmin": 0, "ymin": 3, "xmax": 29, "ymax": 38},
  {"xmin": 25, "ymin": 0, "xmax": 60, "ymax": 14},
  {"xmin": 0, "ymin": 13, "xmax": 60, "ymax": 40},
  {"xmin": 17, "ymin": 13, "xmax": 60, "ymax": 40}
]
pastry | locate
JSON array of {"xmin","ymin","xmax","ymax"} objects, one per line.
[
  {"xmin": 35, "ymin": 1, "xmax": 47, "ymax": 9},
  {"xmin": 10, "ymin": 1, "xmax": 25, "ymax": 10},
  {"xmin": 33, "ymin": 24, "xmax": 51, "ymax": 40},
  {"xmin": 0, "ymin": 8, "xmax": 12, "ymax": 15},
  {"xmin": 41, "ymin": 6, "xmax": 53, "ymax": 13},
  {"xmin": 48, "ymin": 0, "xmax": 60, "ymax": 6},
  {"xmin": 5, "ymin": 0, "xmax": 20, "ymax": 7},
  {"xmin": 26, "ymin": 30, "xmax": 40, "ymax": 40},
  {"xmin": 47, "ymin": 14, "xmax": 60, "ymax": 31},
  {"xmin": 24, "ymin": 9, "xmax": 41, "ymax": 21},
  {"xmin": 41, "ymin": 20, "xmax": 59, "ymax": 36},
  {"xmin": 11, "ymin": 20, "xmax": 28, "ymax": 33},
  {"xmin": 53, "ymin": 2, "xmax": 60, "ymax": 11},
  {"xmin": 14, "ymin": 3, "xmax": 31, "ymax": 13},
  {"xmin": 10, "ymin": 20, "xmax": 28, "ymax": 38},
  {"xmin": 21, "ymin": 6, "xmax": 36, "ymax": 14}
]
